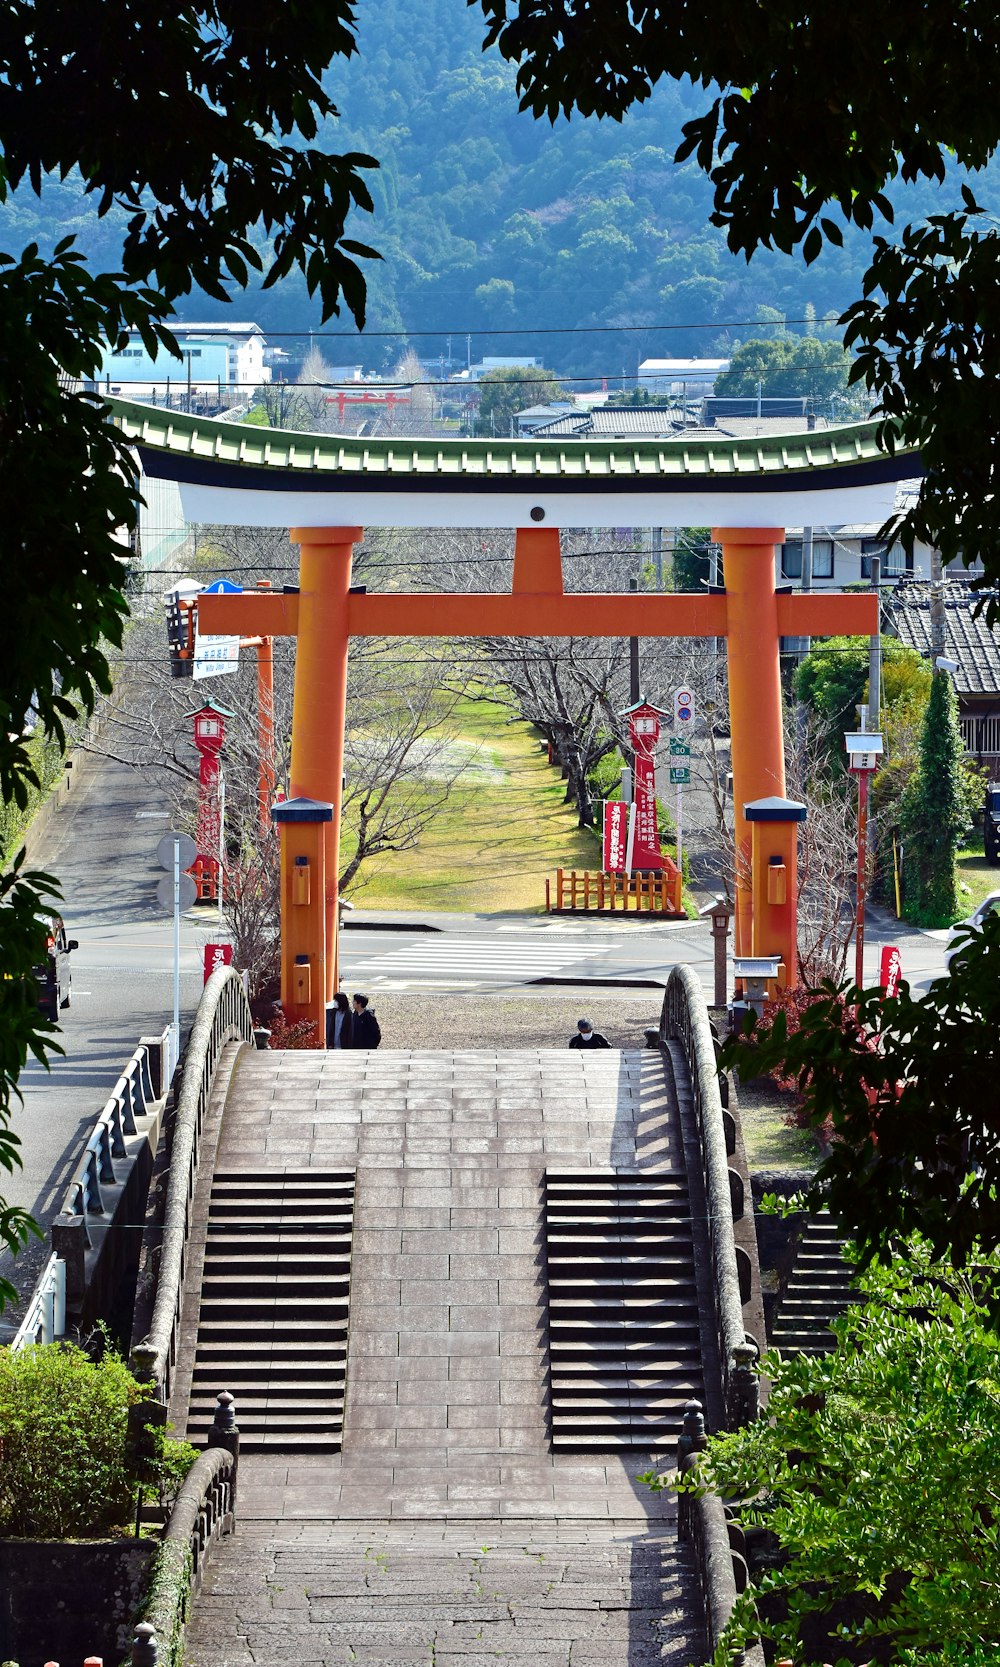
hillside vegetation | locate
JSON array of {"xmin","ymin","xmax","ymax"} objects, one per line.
[{"xmin": 9, "ymin": 0, "xmax": 1000, "ymax": 377}]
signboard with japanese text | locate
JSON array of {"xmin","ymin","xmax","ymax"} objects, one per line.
[
  {"xmin": 879, "ymin": 944, "xmax": 902, "ymax": 998},
  {"xmin": 602, "ymin": 800, "xmax": 628, "ymax": 873},
  {"xmin": 631, "ymin": 754, "xmax": 663, "ymax": 871},
  {"xmin": 203, "ymin": 942, "xmax": 234, "ymax": 984}
]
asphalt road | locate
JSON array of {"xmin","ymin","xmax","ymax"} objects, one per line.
[{"xmin": 0, "ymin": 752, "xmax": 207, "ymax": 1309}]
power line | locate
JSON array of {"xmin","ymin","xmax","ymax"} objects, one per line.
[{"xmin": 168, "ymin": 316, "xmax": 840, "ymax": 340}]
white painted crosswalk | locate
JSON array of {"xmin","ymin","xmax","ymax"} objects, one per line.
[{"xmin": 343, "ymin": 935, "xmax": 614, "ymax": 990}]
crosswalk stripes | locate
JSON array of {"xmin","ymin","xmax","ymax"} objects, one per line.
[{"xmin": 343, "ymin": 935, "xmax": 613, "ymax": 988}]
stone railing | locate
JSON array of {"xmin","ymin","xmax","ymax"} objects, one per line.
[
  {"xmin": 129, "ymin": 1392, "xmax": 240, "ymax": 1667},
  {"xmin": 51, "ymin": 1028, "xmax": 174, "ymax": 1321},
  {"xmin": 661, "ymin": 964, "xmax": 761, "ymax": 1428},
  {"xmin": 130, "ymin": 968, "xmax": 253, "ymax": 1404},
  {"xmin": 675, "ymin": 1402, "xmax": 765, "ymax": 1667}
]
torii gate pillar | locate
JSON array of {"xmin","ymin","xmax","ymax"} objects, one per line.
[
  {"xmin": 288, "ymin": 525, "xmax": 361, "ymax": 1004},
  {"xmin": 714, "ymin": 527, "xmax": 787, "ymax": 962}
]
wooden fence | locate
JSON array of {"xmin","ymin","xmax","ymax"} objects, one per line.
[{"xmin": 547, "ymin": 866, "xmax": 684, "ymax": 917}]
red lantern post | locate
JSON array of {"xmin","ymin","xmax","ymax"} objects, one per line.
[{"xmin": 190, "ymin": 700, "xmax": 233, "ymax": 904}]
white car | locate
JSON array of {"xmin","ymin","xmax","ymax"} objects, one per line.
[{"xmin": 945, "ymin": 891, "xmax": 1000, "ymax": 970}]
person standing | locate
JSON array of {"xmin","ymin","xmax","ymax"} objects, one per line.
[
  {"xmin": 351, "ymin": 992, "xmax": 382, "ymax": 1049},
  {"xmin": 568, "ymin": 1018, "xmax": 610, "ymax": 1049},
  {"xmin": 326, "ymin": 990, "xmax": 353, "ymax": 1050}
]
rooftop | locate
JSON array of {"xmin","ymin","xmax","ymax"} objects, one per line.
[{"xmin": 884, "ymin": 579, "xmax": 1000, "ymax": 696}]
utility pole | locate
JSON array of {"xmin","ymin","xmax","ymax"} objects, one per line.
[
  {"xmin": 652, "ymin": 529, "xmax": 663, "ymax": 589},
  {"xmin": 930, "ymin": 544, "xmax": 946, "ymax": 663}
]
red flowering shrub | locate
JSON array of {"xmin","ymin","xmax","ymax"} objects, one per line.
[{"xmin": 265, "ymin": 1005, "xmax": 320, "ymax": 1050}]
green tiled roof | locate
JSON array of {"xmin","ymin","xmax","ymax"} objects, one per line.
[{"xmin": 108, "ymin": 397, "xmax": 916, "ymax": 482}]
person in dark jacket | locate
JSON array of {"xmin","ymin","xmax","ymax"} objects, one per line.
[
  {"xmin": 351, "ymin": 992, "xmax": 382, "ymax": 1049},
  {"xmin": 326, "ymin": 990, "xmax": 353, "ymax": 1050},
  {"xmin": 568, "ymin": 1018, "xmax": 610, "ymax": 1049}
]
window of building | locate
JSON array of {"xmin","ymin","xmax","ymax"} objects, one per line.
[
  {"xmin": 781, "ymin": 538, "xmax": 834, "ymax": 580},
  {"xmin": 861, "ymin": 537, "xmax": 911, "ymax": 578}
]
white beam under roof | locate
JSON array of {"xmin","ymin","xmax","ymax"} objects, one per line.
[{"xmin": 110, "ymin": 398, "xmax": 920, "ymax": 531}]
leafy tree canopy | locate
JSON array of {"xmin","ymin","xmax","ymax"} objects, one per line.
[
  {"xmin": 0, "ymin": 0, "xmax": 379, "ymax": 1305},
  {"xmin": 656, "ymin": 1240, "xmax": 1000, "ymax": 1666},
  {"xmin": 794, "ymin": 635, "xmax": 931, "ymax": 753},
  {"xmin": 721, "ymin": 911, "xmax": 1000, "ymax": 1266},
  {"xmin": 713, "ymin": 334, "xmax": 852, "ymax": 401},
  {"xmin": 474, "ymin": 0, "xmax": 1000, "ymax": 596},
  {"xmin": 476, "ymin": 363, "xmax": 564, "ymax": 432}
]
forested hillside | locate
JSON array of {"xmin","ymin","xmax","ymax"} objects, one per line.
[{"xmin": 6, "ymin": 0, "xmax": 998, "ymax": 377}]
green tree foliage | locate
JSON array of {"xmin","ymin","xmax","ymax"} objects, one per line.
[
  {"xmin": 475, "ymin": 0, "xmax": 1000, "ymax": 591},
  {"xmin": 671, "ymin": 529, "xmax": 712, "ymax": 593},
  {"xmin": 0, "ymin": 1340, "xmax": 195, "ymax": 1537},
  {"xmin": 794, "ymin": 635, "xmax": 931, "ymax": 757},
  {"xmin": 654, "ymin": 1241, "xmax": 1000, "ymax": 1666},
  {"xmin": 714, "ymin": 334, "xmax": 853, "ymax": 400},
  {"xmin": 720, "ymin": 912, "xmax": 1000, "ymax": 1266},
  {"xmin": 901, "ymin": 670, "xmax": 967, "ymax": 925},
  {"xmin": 0, "ymin": 0, "xmax": 378, "ymax": 1303},
  {"xmin": 476, "ymin": 364, "xmax": 564, "ymax": 433}
]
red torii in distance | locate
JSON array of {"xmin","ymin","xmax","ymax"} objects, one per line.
[{"xmin": 199, "ymin": 524, "xmax": 875, "ymax": 1026}]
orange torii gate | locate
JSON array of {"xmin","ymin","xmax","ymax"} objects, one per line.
[{"xmin": 113, "ymin": 401, "xmax": 915, "ymax": 1040}]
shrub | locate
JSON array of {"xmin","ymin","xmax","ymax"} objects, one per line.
[
  {"xmin": 0, "ymin": 1339, "xmax": 195, "ymax": 1538},
  {"xmin": 265, "ymin": 1005, "xmax": 320, "ymax": 1049}
]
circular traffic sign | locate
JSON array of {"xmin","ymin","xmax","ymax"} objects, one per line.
[
  {"xmin": 678, "ymin": 705, "xmax": 692, "ymax": 722},
  {"xmin": 155, "ymin": 872, "xmax": 198, "ymax": 913},
  {"xmin": 156, "ymin": 831, "xmax": 198, "ymax": 872}
]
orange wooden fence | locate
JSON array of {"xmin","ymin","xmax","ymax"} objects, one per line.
[{"xmin": 546, "ymin": 866, "xmax": 684, "ymax": 917}]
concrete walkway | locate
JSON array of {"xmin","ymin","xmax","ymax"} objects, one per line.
[{"xmin": 181, "ymin": 1048, "xmax": 705, "ymax": 1666}]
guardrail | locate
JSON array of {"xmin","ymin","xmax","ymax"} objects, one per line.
[
  {"xmin": 50, "ymin": 1028, "xmax": 175, "ymax": 1318},
  {"xmin": 130, "ymin": 1392, "xmax": 240, "ymax": 1667},
  {"xmin": 10, "ymin": 1253, "xmax": 66, "ymax": 1349},
  {"xmin": 675, "ymin": 1402, "xmax": 765, "ymax": 1667},
  {"xmin": 131, "ymin": 967, "xmax": 254, "ymax": 1404},
  {"xmin": 661, "ymin": 964, "xmax": 760, "ymax": 1428}
]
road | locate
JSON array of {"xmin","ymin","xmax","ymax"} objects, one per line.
[{"xmin": 0, "ymin": 753, "xmax": 207, "ymax": 1311}]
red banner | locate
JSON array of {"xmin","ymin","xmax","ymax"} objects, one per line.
[
  {"xmin": 204, "ymin": 942, "xmax": 234, "ymax": 984},
  {"xmin": 603, "ymin": 800, "xmax": 629, "ymax": 872},
  {"xmin": 879, "ymin": 944, "xmax": 902, "ymax": 998},
  {"xmin": 631, "ymin": 755, "xmax": 663, "ymax": 871}
]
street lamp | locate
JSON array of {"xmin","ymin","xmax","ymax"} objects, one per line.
[{"xmin": 845, "ymin": 730, "xmax": 884, "ymax": 988}]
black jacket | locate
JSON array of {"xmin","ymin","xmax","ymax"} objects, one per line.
[
  {"xmin": 326, "ymin": 1006, "xmax": 354, "ymax": 1049},
  {"xmin": 569, "ymin": 1030, "xmax": 610, "ymax": 1049},
  {"xmin": 351, "ymin": 1006, "xmax": 382, "ymax": 1049}
]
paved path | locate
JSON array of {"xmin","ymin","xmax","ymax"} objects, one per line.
[{"xmin": 181, "ymin": 1048, "xmax": 704, "ymax": 1665}]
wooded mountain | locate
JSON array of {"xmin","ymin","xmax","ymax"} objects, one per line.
[{"xmin": 8, "ymin": 0, "xmax": 1000, "ymax": 381}]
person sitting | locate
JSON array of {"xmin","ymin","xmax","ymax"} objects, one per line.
[
  {"xmin": 351, "ymin": 992, "xmax": 382, "ymax": 1049},
  {"xmin": 568, "ymin": 1018, "xmax": 610, "ymax": 1049}
]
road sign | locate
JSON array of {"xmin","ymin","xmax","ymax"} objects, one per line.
[
  {"xmin": 673, "ymin": 687, "xmax": 696, "ymax": 726},
  {"xmin": 200, "ymin": 578, "xmax": 243, "ymax": 594},
  {"xmin": 669, "ymin": 766, "xmax": 691, "ymax": 785},
  {"xmin": 669, "ymin": 738, "xmax": 691, "ymax": 758},
  {"xmin": 156, "ymin": 871, "xmax": 197, "ymax": 912},
  {"xmin": 156, "ymin": 831, "xmax": 197, "ymax": 872}
]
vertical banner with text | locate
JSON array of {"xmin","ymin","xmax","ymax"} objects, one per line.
[{"xmin": 603, "ymin": 800, "xmax": 629, "ymax": 872}]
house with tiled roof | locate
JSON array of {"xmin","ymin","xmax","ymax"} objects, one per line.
[{"xmin": 884, "ymin": 579, "xmax": 1000, "ymax": 769}]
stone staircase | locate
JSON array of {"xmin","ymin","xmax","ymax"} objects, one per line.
[
  {"xmin": 769, "ymin": 1216, "xmax": 857, "ymax": 1356},
  {"xmin": 545, "ymin": 1170, "xmax": 703, "ymax": 1451},
  {"xmin": 185, "ymin": 1168, "xmax": 354, "ymax": 1452}
]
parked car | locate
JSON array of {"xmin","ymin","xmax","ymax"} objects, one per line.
[
  {"xmin": 33, "ymin": 915, "xmax": 78, "ymax": 1017},
  {"xmin": 945, "ymin": 892, "xmax": 1000, "ymax": 971}
]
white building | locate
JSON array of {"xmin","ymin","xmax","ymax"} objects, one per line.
[
  {"xmin": 98, "ymin": 321, "xmax": 269, "ymax": 403},
  {"xmin": 637, "ymin": 357, "xmax": 730, "ymax": 396}
]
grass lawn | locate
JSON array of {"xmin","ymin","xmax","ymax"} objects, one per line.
[
  {"xmin": 955, "ymin": 836, "xmax": 1000, "ymax": 917},
  {"xmin": 348, "ymin": 695, "xmax": 600, "ymax": 913}
]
